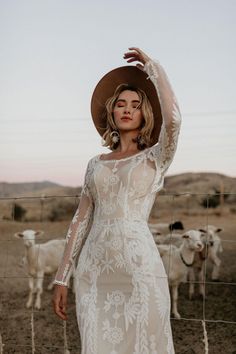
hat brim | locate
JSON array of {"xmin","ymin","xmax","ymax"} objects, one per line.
[{"xmin": 90, "ymin": 65, "xmax": 162, "ymax": 146}]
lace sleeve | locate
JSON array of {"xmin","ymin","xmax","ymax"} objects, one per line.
[
  {"xmin": 144, "ymin": 59, "xmax": 182, "ymax": 173},
  {"xmin": 53, "ymin": 158, "xmax": 95, "ymax": 287}
]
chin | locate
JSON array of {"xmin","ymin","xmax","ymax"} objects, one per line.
[
  {"xmin": 118, "ymin": 124, "xmax": 139, "ymax": 130},
  {"xmin": 119, "ymin": 128, "xmax": 138, "ymax": 133}
]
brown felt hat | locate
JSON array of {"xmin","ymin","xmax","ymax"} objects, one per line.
[{"xmin": 90, "ymin": 65, "xmax": 162, "ymax": 146}]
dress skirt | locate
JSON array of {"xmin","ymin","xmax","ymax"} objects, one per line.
[{"xmin": 74, "ymin": 219, "xmax": 175, "ymax": 354}]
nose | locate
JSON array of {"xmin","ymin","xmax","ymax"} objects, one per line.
[
  {"xmin": 197, "ymin": 242, "xmax": 203, "ymax": 250},
  {"xmin": 124, "ymin": 106, "xmax": 131, "ymax": 114}
]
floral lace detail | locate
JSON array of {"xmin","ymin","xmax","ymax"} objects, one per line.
[
  {"xmin": 104, "ymin": 290, "xmax": 125, "ymax": 310},
  {"xmin": 53, "ymin": 158, "xmax": 95, "ymax": 286},
  {"xmin": 102, "ymin": 320, "xmax": 124, "ymax": 345},
  {"xmin": 144, "ymin": 59, "xmax": 182, "ymax": 191},
  {"xmin": 54, "ymin": 58, "xmax": 179, "ymax": 353}
]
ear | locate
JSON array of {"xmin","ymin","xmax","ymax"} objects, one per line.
[
  {"xmin": 14, "ymin": 232, "xmax": 24, "ymax": 239},
  {"xmin": 182, "ymin": 234, "xmax": 189, "ymax": 239},
  {"xmin": 199, "ymin": 228, "xmax": 207, "ymax": 233},
  {"xmin": 35, "ymin": 230, "xmax": 44, "ymax": 237}
]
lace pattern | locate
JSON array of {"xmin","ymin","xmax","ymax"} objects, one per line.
[{"xmin": 54, "ymin": 58, "xmax": 181, "ymax": 353}]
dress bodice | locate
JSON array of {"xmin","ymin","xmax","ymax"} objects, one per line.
[{"xmin": 87, "ymin": 147, "xmax": 164, "ymax": 223}]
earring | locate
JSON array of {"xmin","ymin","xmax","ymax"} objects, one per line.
[
  {"xmin": 110, "ymin": 130, "xmax": 120, "ymax": 144},
  {"xmin": 135, "ymin": 135, "xmax": 147, "ymax": 150},
  {"xmin": 137, "ymin": 135, "xmax": 145, "ymax": 146}
]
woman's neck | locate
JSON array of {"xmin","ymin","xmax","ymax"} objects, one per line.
[{"xmin": 117, "ymin": 130, "xmax": 139, "ymax": 153}]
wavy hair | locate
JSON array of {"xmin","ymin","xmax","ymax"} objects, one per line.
[{"xmin": 102, "ymin": 84, "xmax": 154, "ymax": 150}]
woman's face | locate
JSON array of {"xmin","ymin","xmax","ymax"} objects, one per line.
[{"xmin": 113, "ymin": 90, "xmax": 143, "ymax": 132}]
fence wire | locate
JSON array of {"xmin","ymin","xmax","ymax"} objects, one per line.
[{"xmin": 0, "ymin": 192, "xmax": 235, "ymax": 353}]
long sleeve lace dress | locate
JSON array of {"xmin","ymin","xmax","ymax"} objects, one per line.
[{"xmin": 54, "ymin": 59, "xmax": 182, "ymax": 354}]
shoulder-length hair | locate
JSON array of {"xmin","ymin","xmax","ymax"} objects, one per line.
[{"xmin": 102, "ymin": 84, "xmax": 154, "ymax": 150}]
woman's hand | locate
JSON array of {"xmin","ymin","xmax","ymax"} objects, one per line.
[
  {"xmin": 123, "ymin": 47, "xmax": 151, "ymax": 70},
  {"xmin": 52, "ymin": 284, "xmax": 68, "ymax": 321}
]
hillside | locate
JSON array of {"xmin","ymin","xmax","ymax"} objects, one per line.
[
  {"xmin": 164, "ymin": 172, "xmax": 236, "ymax": 194},
  {"xmin": 0, "ymin": 181, "xmax": 80, "ymax": 198},
  {"xmin": 1, "ymin": 172, "xmax": 235, "ymax": 199},
  {"xmin": 0, "ymin": 172, "xmax": 235, "ymax": 222}
]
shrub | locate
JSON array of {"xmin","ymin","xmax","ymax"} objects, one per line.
[{"xmin": 13, "ymin": 203, "xmax": 27, "ymax": 221}]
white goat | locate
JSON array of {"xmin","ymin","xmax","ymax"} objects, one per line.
[
  {"xmin": 15, "ymin": 229, "xmax": 66, "ymax": 310},
  {"xmin": 188, "ymin": 225, "xmax": 223, "ymax": 300},
  {"xmin": 188, "ymin": 239, "xmax": 208, "ymax": 300},
  {"xmin": 157, "ymin": 230, "xmax": 203, "ymax": 319},
  {"xmin": 199, "ymin": 225, "xmax": 223, "ymax": 280}
]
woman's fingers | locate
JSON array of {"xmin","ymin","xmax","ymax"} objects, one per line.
[
  {"xmin": 129, "ymin": 47, "xmax": 150, "ymax": 62},
  {"xmin": 125, "ymin": 57, "xmax": 139, "ymax": 63},
  {"xmin": 55, "ymin": 301, "xmax": 67, "ymax": 321},
  {"xmin": 60, "ymin": 292, "xmax": 68, "ymax": 319},
  {"xmin": 123, "ymin": 50, "xmax": 141, "ymax": 58},
  {"xmin": 123, "ymin": 47, "xmax": 150, "ymax": 65},
  {"xmin": 136, "ymin": 63, "xmax": 144, "ymax": 71},
  {"xmin": 128, "ymin": 47, "xmax": 145, "ymax": 56},
  {"xmin": 123, "ymin": 52, "xmax": 139, "ymax": 60},
  {"xmin": 52, "ymin": 285, "xmax": 68, "ymax": 321}
]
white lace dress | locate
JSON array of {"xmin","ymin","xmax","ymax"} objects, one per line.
[{"xmin": 54, "ymin": 59, "xmax": 182, "ymax": 354}]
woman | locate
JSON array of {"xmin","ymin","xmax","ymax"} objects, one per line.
[{"xmin": 53, "ymin": 47, "xmax": 181, "ymax": 354}]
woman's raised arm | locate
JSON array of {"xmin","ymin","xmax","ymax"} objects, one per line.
[{"xmin": 124, "ymin": 47, "xmax": 182, "ymax": 173}]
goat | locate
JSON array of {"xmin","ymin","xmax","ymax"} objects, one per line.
[
  {"xmin": 157, "ymin": 230, "xmax": 203, "ymax": 319},
  {"xmin": 199, "ymin": 225, "xmax": 223, "ymax": 281},
  {"xmin": 15, "ymin": 229, "xmax": 66, "ymax": 309},
  {"xmin": 188, "ymin": 225, "xmax": 223, "ymax": 299}
]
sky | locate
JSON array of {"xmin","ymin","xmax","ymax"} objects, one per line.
[{"xmin": 0, "ymin": 0, "xmax": 236, "ymax": 187}]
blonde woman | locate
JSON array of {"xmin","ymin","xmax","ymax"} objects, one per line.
[{"xmin": 53, "ymin": 47, "xmax": 181, "ymax": 354}]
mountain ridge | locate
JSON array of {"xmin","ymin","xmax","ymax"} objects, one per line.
[{"xmin": 0, "ymin": 172, "xmax": 235, "ymax": 198}]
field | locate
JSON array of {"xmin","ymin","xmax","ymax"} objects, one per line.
[{"xmin": 0, "ymin": 209, "xmax": 235, "ymax": 354}]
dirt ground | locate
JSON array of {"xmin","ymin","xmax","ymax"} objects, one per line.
[{"xmin": 0, "ymin": 212, "xmax": 235, "ymax": 354}]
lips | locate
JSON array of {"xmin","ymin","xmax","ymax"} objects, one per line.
[{"xmin": 121, "ymin": 116, "xmax": 132, "ymax": 120}]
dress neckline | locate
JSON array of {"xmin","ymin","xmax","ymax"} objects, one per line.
[{"xmin": 98, "ymin": 148, "xmax": 149, "ymax": 162}]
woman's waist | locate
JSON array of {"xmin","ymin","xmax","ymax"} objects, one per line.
[
  {"xmin": 88, "ymin": 217, "xmax": 153, "ymax": 241},
  {"xmin": 92, "ymin": 217, "xmax": 149, "ymax": 227}
]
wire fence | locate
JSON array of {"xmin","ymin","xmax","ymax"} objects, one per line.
[{"xmin": 0, "ymin": 192, "xmax": 235, "ymax": 353}]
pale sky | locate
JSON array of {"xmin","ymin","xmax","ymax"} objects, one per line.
[{"xmin": 0, "ymin": 0, "xmax": 236, "ymax": 186}]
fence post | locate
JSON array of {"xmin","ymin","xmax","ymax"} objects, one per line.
[{"xmin": 0, "ymin": 333, "xmax": 4, "ymax": 354}]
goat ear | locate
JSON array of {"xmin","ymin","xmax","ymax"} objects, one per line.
[
  {"xmin": 14, "ymin": 232, "xmax": 23, "ymax": 238},
  {"xmin": 182, "ymin": 234, "xmax": 189, "ymax": 239},
  {"xmin": 199, "ymin": 228, "xmax": 207, "ymax": 233},
  {"xmin": 35, "ymin": 230, "xmax": 44, "ymax": 237}
]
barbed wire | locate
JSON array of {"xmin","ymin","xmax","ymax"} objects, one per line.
[{"xmin": 0, "ymin": 191, "xmax": 235, "ymax": 201}]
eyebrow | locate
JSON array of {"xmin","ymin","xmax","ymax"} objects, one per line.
[{"xmin": 116, "ymin": 99, "xmax": 140, "ymax": 103}]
